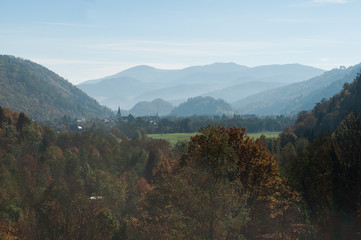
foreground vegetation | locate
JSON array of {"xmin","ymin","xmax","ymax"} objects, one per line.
[
  {"xmin": 0, "ymin": 106, "xmax": 303, "ymax": 239},
  {"xmin": 0, "ymin": 73, "xmax": 361, "ymax": 239},
  {"xmin": 273, "ymin": 73, "xmax": 361, "ymax": 238}
]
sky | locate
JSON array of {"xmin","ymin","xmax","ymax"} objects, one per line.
[{"xmin": 1, "ymin": 0, "xmax": 361, "ymax": 84}]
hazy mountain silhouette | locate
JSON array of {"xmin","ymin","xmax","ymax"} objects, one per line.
[
  {"xmin": 78, "ymin": 63, "xmax": 324, "ymax": 110},
  {"xmin": 202, "ymin": 81, "xmax": 286, "ymax": 103}
]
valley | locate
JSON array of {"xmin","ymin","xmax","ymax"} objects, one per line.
[
  {"xmin": 1, "ymin": 55, "xmax": 361, "ymax": 239},
  {"xmin": 2, "ymin": 0, "xmax": 361, "ymax": 238}
]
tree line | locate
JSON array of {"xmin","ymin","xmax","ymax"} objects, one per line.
[{"xmin": 46, "ymin": 113, "xmax": 295, "ymax": 139}]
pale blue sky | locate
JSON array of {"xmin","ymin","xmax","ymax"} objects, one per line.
[{"xmin": 1, "ymin": 0, "xmax": 360, "ymax": 84}]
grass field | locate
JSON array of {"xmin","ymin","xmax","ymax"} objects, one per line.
[
  {"xmin": 148, "ymin": 132, "xmax": 281, "ymax": 145},
  {"xmin": 148, "ymin": 133, "xmax": 196, "ymax": 145},
  {"xmin": 248, "ymin": 132, "xmax": 281, "ymax": 139}
]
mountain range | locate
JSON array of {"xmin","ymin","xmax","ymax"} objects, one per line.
[
  {"xmin": 79, "ymin": 62, "xmax": 361, "ymax": 117},
  {"xmin": 0, "ymin": 55, "xmax": 112, "ymax": 122},
  {"xmin": 78, "ymin": 63, "xmax": 325, "ymax": 110},
  {"xmin": 2, "ymin": 55, "xmax": 358, "ymax": 119}
]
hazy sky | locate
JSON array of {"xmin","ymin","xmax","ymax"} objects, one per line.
[{"xmin": 1, "ymin": 0, "xmax": 361, "ymax": 84}]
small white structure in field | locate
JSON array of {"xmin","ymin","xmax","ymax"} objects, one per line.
[{"xmin": 89, "ymin": 196, "xmax": 103, "ymax": 200}]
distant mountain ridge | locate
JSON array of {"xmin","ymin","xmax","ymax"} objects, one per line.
[
  {"xmin": 78, "ymin": 63, "xmax": 325, "ymax": 110},
  {"xmin": 0, "ymin": 55, "xmax": 111, "ymax": 122},
  {"xmin": 233, "ymin": 64, "xmax": 361, "ymax": 115},
  {"xmin": 203, "ymin": 81, "xmax": 286, "ymax": 103}
]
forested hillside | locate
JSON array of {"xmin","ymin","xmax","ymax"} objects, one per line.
[
  {"xmin": 273, "ymin": 73, "xmax": 361, "ymax": 238},
  {"xmin": 129, "ymin": 98, "xmax": 173, "ymax": 116},
  {"xmin": 0, "ymin": 55, "xmax": 111, "ymax": 122},
  {"xmin": 170, "ymin": 96, "xmax": 234, "ymax": 116},
  {"xmin": 292, "ymin": 73, "xmax": 361, "ymax": 141}
]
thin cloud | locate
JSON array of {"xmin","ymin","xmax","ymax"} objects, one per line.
[
  {"xmin": 270, "ymin": 17, "xmax": 329, "ymax": 24},
  {"xmin": 292, "ymin": 0, "xmax": 348, "ymax": 7},
  {"xmin": 30, "ymin": 58, "xmax": 120, "ymax": 65},
  {"xmin": 312, "ymin": 0, "xmax": 348, "ymax": 3},
  {"xmin": 38, "ymin": 22, "xmax": 102, "ymax": 28},
  {"xmin": 84, "ymin": 40, "xmax": 279, "ymax": 58}
]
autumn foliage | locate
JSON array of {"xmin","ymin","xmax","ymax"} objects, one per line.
[{"xmin": 131, "ymin": 126, "xmax": 303, "ymax": 239}]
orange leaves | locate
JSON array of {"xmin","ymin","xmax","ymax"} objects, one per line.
[
  {"xmin": 0, "ymin": 220, "xmax": 18, "ymax": 240},
  {"xmin": 185, "ymin": 126, "xmax": 281, "ymax": 197},
  {"xmin": 135, "ymin": 178, "xmax": 153, "ymax": 201},
  {"xmin": 43, "ymin": 146, "xmax": 63, "ymax": 159},
  {"xmin": 131, "ymin": 126, "xmax": 303, "ymax": 238}
]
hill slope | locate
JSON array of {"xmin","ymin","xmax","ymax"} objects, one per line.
[
  {"xmin": 233, "ymin": 64, "xmax": 361, "ymax": 115},
  {"xmin": 0, "ymin": 55, "xmax": 111, "ymax": 122},
  {"xmin": 291, "ymin": 72, "xmax": 361, "ymax": 141},
  {"xmin": 276, "ymin": 71, "xmax": 361, "ymax": 239},
  {"xmin": 129, "ymin": 99, "xmax": 173, "ymax": 116},
  {"xmin": 170, "ymin": 96, "xmax": 233, "ymax": 117}
]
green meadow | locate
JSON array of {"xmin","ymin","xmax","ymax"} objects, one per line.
[
  {"xmin": 148, "ymin": 132, "xmax": 281, "ymax": 145},
  {"xmin": 148, "ymin": 133, "xmax": 196, "ymax": 145},
  {"xmin": 248, "ymin": 132, "xmax": 281, "ymax": 139}
]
